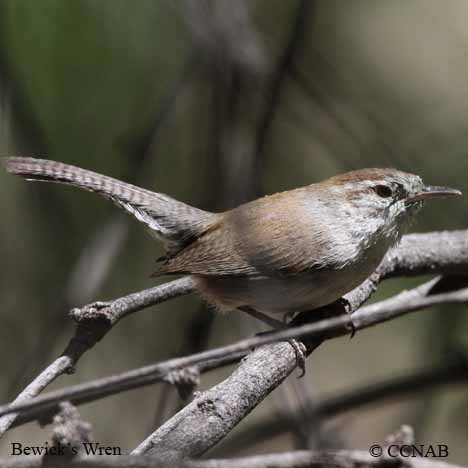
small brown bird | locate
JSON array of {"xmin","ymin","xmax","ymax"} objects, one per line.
[{"xmin": 3, "ymin": 157, "xmax": 461, "ymax": 326}]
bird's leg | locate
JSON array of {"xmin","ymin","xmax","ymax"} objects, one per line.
[
  {"xmin": 239, "ymin": 306, "xmax": 286, "ymax": 329},
  {"xmin": 239, "ymin": 306, "xmax": 306, "ymax": 376},
  {"xmin": 282, "ymin": 310, "xmax": 297, "ymax": 324}
]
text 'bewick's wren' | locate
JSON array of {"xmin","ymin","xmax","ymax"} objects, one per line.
[{"xmin": 3, "ymin": 157, "xmax": 461, "ymax": 322}]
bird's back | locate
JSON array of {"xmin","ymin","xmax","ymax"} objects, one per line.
[{"xmin": 158, "ymin": 187, "xmax": 340, "ymax": 277}]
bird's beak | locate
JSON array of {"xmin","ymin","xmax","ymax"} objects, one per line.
[{"xmin": 405, "ymin": 185, "xmax": 462, "ymax": 203}]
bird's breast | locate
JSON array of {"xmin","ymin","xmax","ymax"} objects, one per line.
[{"xmin": 194, "ymin": 235, "xmax": 393, "ymax": 316}]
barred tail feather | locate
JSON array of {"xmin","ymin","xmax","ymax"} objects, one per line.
[
  {"xmin": 3, "ymin": 156, "xmax": 154, "ymax": 203},
  {"xmin": 3, "ymin": 157, "xmax": 216, "ymax": 252}
]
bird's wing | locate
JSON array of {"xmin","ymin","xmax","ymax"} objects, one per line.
[
  {"xmin": 156, "ymin": 218, "xmax": 259, "ymax": 276},
  {"xmin": 157, "ymin": 189, "xmax": 334, "ymax": 277}
]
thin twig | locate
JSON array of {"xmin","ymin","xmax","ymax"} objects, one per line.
[
  {"xmin": 0, "ymin": 54, "xmax": 198, "ymax": 436},
  {"xmin": 1, "ymin": 231, "xmax": 467, "ymax": 441},
  {"xmin": 132, "ymin": 276, "xmax": 468, "ymax": 457},
  {"xmin": 0, "ymin": 275, "xmax": 460, "ymax": 442},
  {"xmin": 0, "ymin": 357, "xmax": 72, "ymax": 436},
  {"xmin": 0, "ymin": 277, "xmax": 195, "ymax": 436},
  {"xmin": 226, "ymin": 356, "xmax": 468, "ymax": 452}
]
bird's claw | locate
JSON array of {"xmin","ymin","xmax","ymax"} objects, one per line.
[{"xmin": 288, "ymin": 339, "xmax": 307, "ymax": 377}]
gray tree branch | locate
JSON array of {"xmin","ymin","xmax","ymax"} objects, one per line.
[
  {"xmin": 1, "ymin": 229, "xmax": 467, "ymax": 452},
  {"xmin": 1, "ymin": 273, "xmax": 468, "ymax": 431},
  {"xmin": 190, "ymin": 450, "xmax": 464, "ymax": 468},
  {"xmin": 0, "ymin": 449, "xmax": 464, "ymax": 468},
  {"xmin": 227, "ymin": 356, "xmax": 468, "ymax": 451},
  {"xmin": 0, "ymin": 277, "xmax": 195, "ymax": 435},
  {"xmin": 130, "ymin": 278, "xmax": 468, "ymax": 458}
]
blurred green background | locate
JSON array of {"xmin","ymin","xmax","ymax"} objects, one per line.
[{"xmin": 0, "ymin": 0, "xmax": 467, "ymax": 462}]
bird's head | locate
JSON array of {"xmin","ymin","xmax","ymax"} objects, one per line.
[{"xmin": 322, "ymin": 168, "xmax": 461, "ymax": 243}]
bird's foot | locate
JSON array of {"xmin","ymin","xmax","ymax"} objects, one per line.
[
  {"xmin": 288, "ymin": 339, "xmax": 307, "ymax": 378},
  {"xmin": 164, "ymin": 366, "xmax": 200, "ymax": 401},
  {"xmin": 240, "ymin": 306, "xmax": 307, "ymax": 376}
]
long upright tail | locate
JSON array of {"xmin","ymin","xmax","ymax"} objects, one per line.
[{"xmin": 3, "ymin": 157, "xmax": 216, "ymax": 252}]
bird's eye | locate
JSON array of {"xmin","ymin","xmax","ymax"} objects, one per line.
[{"xmin": 375, "ymin": 185, "xmax": 392, "ymax": 198}]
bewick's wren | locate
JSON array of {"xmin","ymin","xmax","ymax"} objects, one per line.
[{"xmin": 3, "ymin": 157, "xmax": 461, "ymax": 323}]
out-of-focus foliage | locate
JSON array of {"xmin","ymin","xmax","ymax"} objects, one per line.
[
  {"xmin": 0, "ymin": 0, "xmax": 467, "ymax": 462},
  {"xmin": 2, "ymin": 0, "xmax": 188, "ymax": 162}
]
